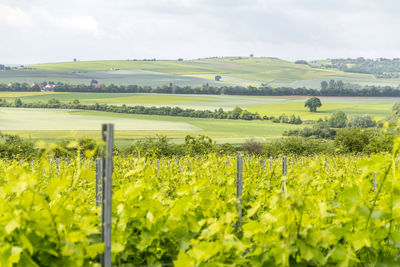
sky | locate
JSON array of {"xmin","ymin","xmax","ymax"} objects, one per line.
[{"xmin": 1, "ymin": 0, "xmax": 400, "ymax": 64}]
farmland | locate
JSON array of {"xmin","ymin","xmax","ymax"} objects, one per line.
[
  {"xmin": 1, "ymin": 92, "xmax": 397, "ymax": 118},
  {"xmin": 1, "ymin": 57, "xmax": 399, "ymax": 88},
  {"xmin": 0, "ymin": 108, "xmax": 302, "ymax": 146},
  {"xmin": 0, "ymin": 91, "xmax": 398, "ymax": 146}
]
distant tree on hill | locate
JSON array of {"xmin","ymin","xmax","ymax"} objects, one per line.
[
  {"xmin": 250, "ymin": 54, "xmax": 254, "ymax": 57},
  {"xmin": 295, "ymin": 60, "xmax": 308, "ymax": 65},
  {"xmin": 215, "ymin": 75, "xmax": 222, "ymax": 81},
  {"xmin": 305, "ymin": 97, "xmax": 322, "ymax": 112},
  {"xmin": 73, "ymin": 58, "xmax": 77, "ymax": 62}
]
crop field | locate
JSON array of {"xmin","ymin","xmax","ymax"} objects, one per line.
[
  {"xmin": 0, "ymin": 108, "xmax": 201, "ymax": 131},
  {"xmin": 0, "ymin": 108, "xmax": 303, "ymax": 145},
  {"xmin": 0, "ymin": 57, "xmax": 397, "ymax": 88},
  {"xmin": 1, "ymin": 150, "xmax": 400, "ymax": 265}
]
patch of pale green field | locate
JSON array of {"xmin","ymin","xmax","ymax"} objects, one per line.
[
  {"xmin": 0, "ymin": 108, "xmax": 201, "ymax": 131},
  {"xmin": 70, "ymin": 111, "xmax": 304, "ymax": 138}
]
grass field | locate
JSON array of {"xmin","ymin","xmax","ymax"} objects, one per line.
[{"xmin": 0, "ymin": 57, "xmax": 396, "ymax": 88}]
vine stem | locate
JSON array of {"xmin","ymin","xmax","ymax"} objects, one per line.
[{"xmin": 364, "ymin": 163, "xmax": 392, "ymax": 232}]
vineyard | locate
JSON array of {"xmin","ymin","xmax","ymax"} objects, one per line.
[{"xmin": 1, "ymin": 138, "xmax": 400, "ymax": 266}]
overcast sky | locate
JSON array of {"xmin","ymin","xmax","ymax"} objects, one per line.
[{"xmin": 1, "ymin": 0, "xmax": 400, "ymax": 64}]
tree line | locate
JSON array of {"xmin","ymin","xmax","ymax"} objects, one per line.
[
  {"xmin": 0, "ymin": 98, "xmax": 302, "ymax": 124},
  {"xmin": 2, "ymin": 81, "xmax": 400, "ymax": 97}
]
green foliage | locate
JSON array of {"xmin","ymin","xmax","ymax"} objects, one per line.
[
  {"xmin": 48, "ymin": 98, "xmax": 60, "ymax": 105},
  {"xmin": 284, "ymin": 121, "xmax": 335, "ymax": 139},
  {"xmin": 304, "ymin": 97, "xmax": 322, "ymax": 112},
  {"xmin": 127, "ymin": 135, "xmax": 184, "ymax": 157},
  {"xmin": 0, "ymin": 133, "xmax": 36, "ymax": 159},
  {"xmin": 329, "ymin": 111, "xmax": 347, "ymax": 128},
  {"xmin": 126, "ymin": 135, "xmax": 236, "ymax": 158},
  {"xmin": 243, "ymin": 139, "xmax": 264, "ymax": 155},
  {"xmin": 348, "ymin": 115, "xmax": 377, "ymax": 128},
  {"xmin": 184, "ymin": 135, "xmax": 215, "ymax": 156},
  {"xmin": 334, "ymin": 128, "xmax": 393, "ymax": 153},
  {"xmin": 264, "ymin": 136, "xmax": 334, "ymax": 156},
  {"xmin": 2, "ymin": 136, "xmax": 400, "ymax": 265},
  {"xmin": 14, "ymin": 98, "xmax": 22, "ymax": 107}
]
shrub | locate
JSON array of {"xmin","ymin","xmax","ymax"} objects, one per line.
[
  {"xmin": 347, "ymin": 115, "xmax": 376, "ymax": 128},
  {"xmin": 328, "ymin": 111, "xmax": 347, "ymax": 128},
  {"xmin": 264, "ymin": 137, "xmax": 334, "ymax": 156},
  {"xmin": 243, "ymin": 139, "xmax": 264, "ymax": 155}
]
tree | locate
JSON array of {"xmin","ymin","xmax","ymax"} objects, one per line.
[
  {"xmin": 328, "ymin": 80, "xmax": 336, "ymax": 89},
  {"xmin": 328, "ymin": 111, "xmax": 347, "ymax": 128},
  {"xmin": 230, "ymin": 107, "xmax": 242, "ymax": 119},
  {"xmin": 14, "ymin": 98, "xmax": 22, "ymax": 107},
  {"xmin": 337, "ymin": 80, "xmax": 344, "ymax": 89},
  {"xmin": 90, "ymin": 79, "xmax": 98, "ymax": 87},
  {"xmin": 321, "ymin": 81, "xmax": 328, "ymax": 90},
  {"xmin": 294, "ymin": 60, "xmax": 308, "ymax": 64},
  {"xmin": 48, "ymin": 98, "xmax": 60, "ymax": 105},
  {"xmin": 215, "ymin": 75, "xmax": 221, "ymax": 81},
  {"xmin": 347, "ymin": 115, "xmax": 376, "ymax": 128},
  {"xmin": 72, "ymin": 99, "xmax": 80, "ymax": 105},
  {"xmin": 304, "ymin": 97, "xmax": 322, "ymax": 112}
]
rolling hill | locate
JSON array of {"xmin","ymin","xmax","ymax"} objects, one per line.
[{"xmin": 0, "ymin": 57, "xmax": 398, "ymax": 88}]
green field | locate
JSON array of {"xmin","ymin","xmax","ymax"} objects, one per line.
[
  {"xmin": 4, "ymin": 92, "xmax": 397, "ymax": 118},
  {"xmin": 1, "ymin": 57, "xmax": 398, "ymax": 88},
  {"xmin": 1, "ymin": 92, "xmax": 398, "ymax": 145}
]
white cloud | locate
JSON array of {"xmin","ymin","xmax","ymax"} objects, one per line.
[
  {"xmin": 1, "ymin": 0, "xmax": 400, "ymax": 63},
  {"xmin": 0, "ymin": 3, "xmax": 32, "ymax": 28}
]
